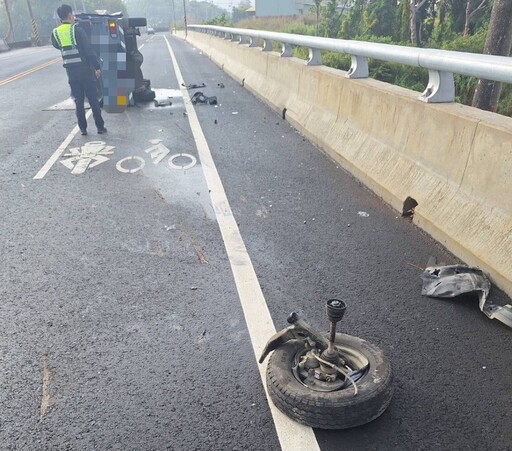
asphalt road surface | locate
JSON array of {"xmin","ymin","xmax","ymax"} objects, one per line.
[{"xmin": 0, "ymin": 33, "xmax": 511, "ymax": 451}]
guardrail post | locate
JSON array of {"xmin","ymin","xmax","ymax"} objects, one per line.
[
  {"xmin": 420, "ymin": 70, "xmax": 455, "ymax": 103},
  {"xmin": 224, "ymin": 32, "xmax": 231, "ymax": 40},
  {"xmin": 347, "ymin": 55, "xmax": 369, "ymax": 79},
  {"xmin": 262, "ymin": 39, "xmax": 272, "ymax": 52},
  {"xmin": 307, "ymin": 48, "xmax": 322, "ymax": 66},
  {"xmin": 281, "ymin": 43, "xmax": 293, "ymax": 57},
  {"xmin": 231, "ymin": 34, "xmax": 239, "ymax": 42},
  {"xmin": 239, "ymin": 35, "xmax": 249, "ymax": 45},
  {"xmin": 249, "ymin": 36, "xmax": 258, "ymax": 48}
]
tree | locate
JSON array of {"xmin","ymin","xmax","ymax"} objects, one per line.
[
  {"xmin": 472, "ymin": 0, "xmax": 512, "ymax": 111},
  {"xmin": 369, "ymin": 0, "xmax": 397, "ymax": 37},
  {"xmin": 464, "ymin": 0, "xmax": 487, "ymax": 37},
  {"xmin": 2, "ymin": 0, "xmax": 15, "ymax": 42},
  {"xmin": 409, "ymin": 0, "xmax": 428, "ymax": 46},
  {"xmin": 237, "ymin": 0, "xmax": 252, "ymax": 9},
  {"xmin": 323, "ymin": 0, "xmax": 351, "ymax": 38},
  {"xmin": 315, "ymin": 0, "xmax": 322, "ymax": 36},
  {"xmin": 83, "ymin": 0, "xmax": 127, "ymax": 14}
]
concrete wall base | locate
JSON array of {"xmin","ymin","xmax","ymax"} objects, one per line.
[
  {"xmin": 0, "ymin": 39, "xmax": 10, "ymax": 52},
  {"xmin": 186, "ymin": 31, "xmax": 512, "ymax": 299}
]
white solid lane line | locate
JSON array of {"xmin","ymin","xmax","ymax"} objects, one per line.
[
  {"xmin": 164, "ymin": 35, "xmax": 321, "ymax": 451},
  {"xmin": 33, "ymin": 110, "xmax": 92, "ymax": 180}
]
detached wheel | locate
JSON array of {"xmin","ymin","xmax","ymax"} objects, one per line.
[{"xmin": 266, "ymin": 333, "xmax": 393, "ymax": 429}]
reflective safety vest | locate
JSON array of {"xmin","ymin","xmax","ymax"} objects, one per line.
[{"xmin": 52, "ymin": 23, "xmax": 84, "ymax": 68}]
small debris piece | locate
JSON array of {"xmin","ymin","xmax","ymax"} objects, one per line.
[
  {"xmin": 182, "ymin": 82, "xmax": 206, "ymax": 89},
  {"xmin": 191, "ymin": 287, "xmax": 198, "ymax": 291},
  {"xmin": 232, "ymin": 112, "xmax": 239, "ymax": 115},
  {"xmin": 217, "ymin": 83, "xmax": 225, "ymax": 88},
  {"xmin": 191, "ymin": 91, "xmax": 218, "ymax": 105},
  {"xmin": 154, "ymin": 98, "xmax": 172, "ymax": 107},
  {"xmin": 358, "ymin": 211, "xmax": 370, "ymax": 218},
  {"xmin": 402, "ymin": 196, "xmax": 418, "ymax": 218},
  {"xmin": 214, "ymin": 119, "xmax": 218, "ymax": 124}
]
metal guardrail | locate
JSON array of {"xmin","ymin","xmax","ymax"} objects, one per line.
[{"xmin": 188, "ymin": 24, "xmax": 512, "ymax": 104}]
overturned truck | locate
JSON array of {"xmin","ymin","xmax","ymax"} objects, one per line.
[{"xmin": 76, "ymin": 13, "xmax": 155, "ymax": 113}]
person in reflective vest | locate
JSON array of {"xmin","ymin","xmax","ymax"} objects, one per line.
[{"xmin": 52, "ymin": 4, "xmax": 106, "ymax": 136}]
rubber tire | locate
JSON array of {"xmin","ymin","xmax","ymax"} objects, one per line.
[{"xmin": 266, "ymin": 333, "xmax": 393, "ymax": 429}]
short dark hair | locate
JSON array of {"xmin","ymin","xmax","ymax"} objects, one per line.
[{"xmin": 57, "ymin": 4, "xmax": 73, "ymax": 21}]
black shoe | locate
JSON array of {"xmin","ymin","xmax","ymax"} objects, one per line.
[
  {"xmin": 80, "ymin": 129, "xmax": 87, "ymax": 136},
  {"xmin": 97, "ymin": 127, "xmax": 107, "ymax": 134}
]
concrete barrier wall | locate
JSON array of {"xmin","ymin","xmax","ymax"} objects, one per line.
[
  {"xmin": 187, "ymin": 31, "xmax": 512, "ymax": 298},
  {"xmin": 0, "ymin": 39, "xmax": 10, "ymax": 52}
]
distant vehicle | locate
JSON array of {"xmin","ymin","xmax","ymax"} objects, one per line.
[{"xmin": 147, "ymin": 27, "xmax": 155, "ymax": 34}]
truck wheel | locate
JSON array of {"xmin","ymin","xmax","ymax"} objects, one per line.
[{"xmin": 266, "ymin": 333, "xmax": 393, "ymax": 429}]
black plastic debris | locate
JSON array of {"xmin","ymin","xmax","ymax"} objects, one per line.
[
  {"xmin": 217, "ymin": 83, "xmax": 225, "ymax": 88},
  {"xmin": 402, "ymin": 196, "xmax": 418, "ymax": 218},
  {"xmin": 421, "ymin": 257, "xmax": 512, "ymax": 328},
  {"xmin": 182, "ymin": 82, "xmax": 206, "ymax": 89},
  {"xmin": 191, "ymin": 92, "xmax": 217, "ymax": 105}
]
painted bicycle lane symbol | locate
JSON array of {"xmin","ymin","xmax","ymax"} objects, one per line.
[{"xmin": 59, "ymin": 139, "xmax": 197, "ymax": 175}]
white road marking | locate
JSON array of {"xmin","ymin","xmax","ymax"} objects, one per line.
[
  {"xmin": 168, "ymin": 153, "xmax": 197, "ymax": 170},
  {"xmin": 116, "ymin": 156, "xmax": 145, "ymax": 174},
  {"xmin": 144, "ymin": 142, "xmax": 171, "ymax": 165},
  {"xmin": 34, "ymin": 110, "xmax": 92, "ymax": 180},
  {"xmin": 39, "ymin": 355, "xmax": 53, "ymax": 422},
  {"xmin": 60, "ymin": 141, "xmax": 114, "ymax": 175},
  {"xmin": 164, "ymin": 35, "xmax": 321, "ymax": 451}
]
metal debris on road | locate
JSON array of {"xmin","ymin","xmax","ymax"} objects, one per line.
[
  {"xmin": 181, "ymin": 82, "xmax": 206, "ymax": 89},
  {"xmin": 154, "ymin": 98, "xmax": 172, "ymax": 107},
  {"xmin": 191, "ymin": 92, "xmax": 218, "ymax": 105},
  {"xmin": 358, "ymin": 211, "xmax": 370, "ymax": 217},
  {"xmin": 421, "ymin": 257, "xmax": 512, "ymax": 328}
]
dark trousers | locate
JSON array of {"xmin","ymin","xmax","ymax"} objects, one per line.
[{"xmin": 68, "ymin": 71, "xmax": 104, "ymax": 131}]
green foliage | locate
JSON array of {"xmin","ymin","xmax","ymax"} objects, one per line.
[
  {"xmin": 322, "ymin": 51, "xmax": 351, "ymax": 70},
  {"xmin": 324, "ymin": 0, "xmax": 342, "ymax": 38},
  {"xmin": 204, "ymin": 13, "xmax": 232, "ymax": 27},
  {"xmin": 370, "ymin": 0, "xmax": 397, "ymax": 37},
  {"xmin": 371, "ymin": 62, "xmax": 427, "ymax": 92},
  {"xmin": 441, "ymin": 27, "xmax": 487, "ymax": 53}
]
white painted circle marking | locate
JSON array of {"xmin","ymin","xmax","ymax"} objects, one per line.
[
  {"xmin": 116, "ymin": 156, "xmax": 146, "ymax": 174},
  {"xmin": 168, "ymin": 153, "xmax": 197, "ymax": 170}
]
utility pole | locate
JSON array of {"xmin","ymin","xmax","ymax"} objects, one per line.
[
  {"xmin": 26, "ymin": 0, "xmax": 41, "ymax": 46},
  {"xmin": 2, "ymin": 0, "xmax": 15, "ymax": 43},
  {"xmin": 183, "ymin": 0, "xmax": 187, "ymax": 37},
  {"xmin": 171, "ymin": 0, "xmax": 177, "ymax": 34}
]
